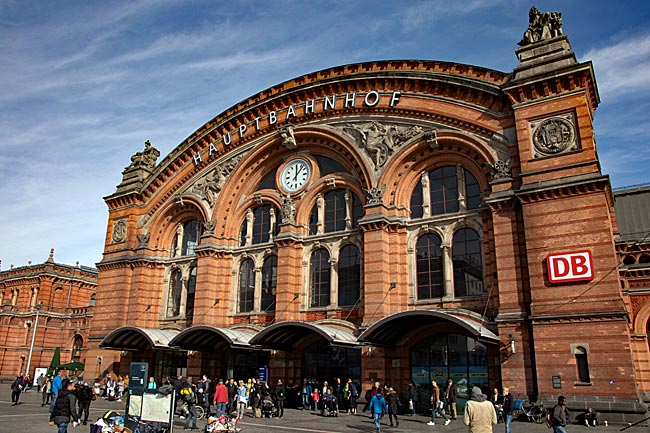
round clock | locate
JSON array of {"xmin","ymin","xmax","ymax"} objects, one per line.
[{"xmin": 280, "ymin": 158, "xmax": 311, "ymax": 193}]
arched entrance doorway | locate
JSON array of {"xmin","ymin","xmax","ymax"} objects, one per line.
[{"xmin": 303, "ymin": 340, "xmax": 361, "ymax": 384}]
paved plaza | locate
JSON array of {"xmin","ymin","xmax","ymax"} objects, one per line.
[{"xmin": 1, "ymin": 384, "xmax": 648, "ymax": 433}]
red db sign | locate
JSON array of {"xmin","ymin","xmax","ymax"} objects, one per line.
[{"xmin": 547, "ymin": 250, "xmax": 594, "ymax": 283}]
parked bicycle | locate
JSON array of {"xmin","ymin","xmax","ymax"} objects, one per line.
[{"xmin": 524, "ymin": 402, "xmax": 548, "ymax": 423}]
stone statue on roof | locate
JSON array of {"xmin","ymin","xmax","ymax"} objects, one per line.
[
  {"xmin": 518, "ymin": 6, "xmax": 563, "ymax": 46},
  {"xmin": 129, "ymin": 140, "xmax": 160, "ymax": 170}
]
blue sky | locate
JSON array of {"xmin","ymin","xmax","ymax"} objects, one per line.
[{"xmin": 1, "ymin": 0, "xmax": 649, "ymax": 268}]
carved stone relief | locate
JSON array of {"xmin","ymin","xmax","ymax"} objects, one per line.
[
  {"xmin": 280, "ymin": 194, "xmax": 296, "ymax": 225},
  {"xmin": 111, "ymin": 219, "xmax": 128, "ymax": 244},
  {"xmin": 341, "ymin": 122, "xmax": 425, "ymax": 168},
  {"xmin": 363, "ymin": 184, "xmax": 386, "ymax": 205},
  {"xmin": 529, "ymin": 113, "xmax": 577, "ymax": 158},
  {"xmin": 278, "ymin": 124, "xmax": 297, "ymax": 149},
  {"xmin": 191, "ymin": 154, "xmax": 243, "ymax": 208},
  {"xmin": 489, "ymin": 159, "xmax": 513, "ymax": 182}
]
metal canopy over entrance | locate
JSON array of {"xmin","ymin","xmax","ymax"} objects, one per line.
[
  {"xmin": 168, "ymin": 326, "xmax": 257, "ymax": 351},
  {"xmin": 99, "ymin": 326, "xmax": 179, "ymax": 351},
  {"xmin": 250, "ymin": 321, "xmax": 358, "ymax": 351},
  {"xmin": 358, "ymin": 309, "xmax": 499, "ymax": 346}
]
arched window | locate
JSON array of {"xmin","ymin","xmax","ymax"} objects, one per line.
[
  {"xmin": 310, "ymin": 249, "xmax": 331, "ymax": 307},
  {"xmin": 640, "ymin": 254, "xmax": 650, "ymax": 264},
  {"xmin": 623, "ymin": 256, "xmax": 636, "ymax": 265},
  {"xmin": 261, "ymin": 256, "xmax": 277, "ymax": 312},
  {"xmin": 575, "ymin": 346, "xmax": 590, "ymax": 383},
  {"xmin": 186, "ymin": 267, "xmax": 197, "ymax": 323},
  {"xmin": 453, "ymin": 228, "xmax": 484, "ymax": 296},
  {"xmin": 431, "ymin": 166, "xmax": 459, "ymax": 214},
  {"xmin": 416, "ymin": 234, "xmax": 444, "ymax": 299},
  {"xmin": 166, "ymin": 268, "xmax": 182, "ymax": 317},
  {"xmin": 309, "ymin": 189, "xmax": 362, "ymax": 235},
  {"xmin": 253, "ymin": 205, "xmax": 278, "ymax": 244},
  {"xmin": 171, "ymin": 219, "xmax": 201, "ymax": 257},
  {"xmin": 239, "ymin": 259, "xmax": 255, "ymax": 313},
  {"xmin": 72, "ymin": 335, "xmax": 83, "ymax": 363},
  {"xmin": 411, "ymin": 166, "xmax": 481, "ymax": 218},
  {"xmin": 339, "ymin": 245, "xmax": 361, "ymax": 306},
  {"xmin": 89, "ymin": 293, "xmax": 96, "ymax": 307},
  {"xmin": 239, "ymin": 205, "xmax": 279, "ymax": 246}
]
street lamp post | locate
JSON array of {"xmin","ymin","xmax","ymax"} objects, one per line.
[{"xmin": 25, "ymin": 301, "xmax": 42, "ymax": 379}]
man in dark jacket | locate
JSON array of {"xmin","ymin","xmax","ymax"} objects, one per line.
[
  {"xmin": 552, "ymin": 395, "xmax": 570, "ymax": 433},
  {"xmin": 49, "ymin": 379, "xmax": 79, "ymax": 433},
  {"xmin": 445, "ymin": 379, "xmax": 458, "ymax": 419},
  {"xmin": 407, "ymin": 381, "xmax": 417, "ymax": 416},
  {"xmin": 11, "ymin": 375, "xmax": 24, "ymax": 406},
  {"xmin": 76, "ymin": 382, "xmax": 93, "ymax": 425},
  {"xmin": 275, "ymin": 379, "xmax": 286, "ymax": 418}
]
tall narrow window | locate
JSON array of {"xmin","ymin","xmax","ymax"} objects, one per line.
[
  {"xmin": 310, "ymin": 249, "xmax": 331, "ymax": 307},
  {"xmin": 338, "ymin": 245, "xmax": 361, "ymax": 306},
  {"xmin": 171, "ymin": 219, "xmax": 201, "ymax": 257},
  {"xmin": 252, "ymin": 205, "xmax": 278, "ymax": 244},
  {"xmin": 89, "ymin": 293, "xmax": 96, "ymax": 307},
  {"xmin": 431, "ymin": 167, "xmax": 459, "ymax": 215},
  {"xmin": 324, "ymin": 190, "xmax": 347, "ymax": 232},
  {"xmin": 239, "ymin": 259, "xmax": 255, "ymax": 313},
  {"xmin": 410, "ymin": 181, "xmax": 424, "ymax": 218},
  {"xmin": 416, "ymin": 234, "xmax": 444, "ymax": 299},
  {"xmin": 452, "ymin": 228, "xmax": 484, "ymax": 296},
  {"xmin": 71, "ymin": 336, "xmax": 83, "ymax": 363},
  {"xmin": 186, "ymin": 267, "xmax": 197, "ymax": 323},
  {"xmin": 465, "ymin": 170, "xmax": 481, "ymax": 210},
  {"xmin": 575, "ymin": 346, "xmax": 590, "ymax": 383},
  {"xmin": 167, "ymin": 269, "xmax": 182, "ymax": 317},
  {"xmin": 261, "ymin": 256, "xmax": 277, "ymax": 312}
]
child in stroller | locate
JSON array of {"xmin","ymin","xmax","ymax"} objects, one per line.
[
  {"xmin": 261, "ymin": 394, "xmax": 278, "ymax": 418},
  {"xmin": 321, "ymin": 389, "xmax": 338, "ymax": 417}
]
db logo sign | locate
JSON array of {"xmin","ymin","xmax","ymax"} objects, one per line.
[{"xmin": 547, "ymin": 250, "xmax": 594, "ymax": 283}]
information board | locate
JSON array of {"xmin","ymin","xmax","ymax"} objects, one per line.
[{"xmin": 141, "ymin": 392, "xmax": 173, "ymax": 423}]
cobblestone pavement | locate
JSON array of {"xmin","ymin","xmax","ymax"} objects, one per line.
[{"xmin": 1, "ymin": 384, "xmax": 648, "ymax": 433}]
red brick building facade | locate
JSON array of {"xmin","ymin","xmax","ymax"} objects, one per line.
[
  {"xmin": 84, "ymin": 12, "xmax": 648, "ymax": 420},
  {"xmin": 0, "ymin": 250, "xmax": 96, "ymax": 380}
]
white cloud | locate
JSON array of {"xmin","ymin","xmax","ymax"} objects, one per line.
[{"xmin": 583, "ymin": 32, "xmax": 650, "ymax": 101}]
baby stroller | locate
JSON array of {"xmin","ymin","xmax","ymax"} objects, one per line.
[{"xmin": 261, "ymin": 395, "xmax": 278, "ymax": 418}]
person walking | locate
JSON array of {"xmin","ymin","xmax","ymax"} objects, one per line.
[
  {"xmin": 348, "ymin": 378, "xmax": 358, "ymax": 414},
  {"xmin": 50, "ymin": 371, "xmax": 64, "ymax": 413},
  {"xmin": 275, "ymin": 379, "xmax": 286, "ymax": 418},
  {"xmin": 213, "ymin": 379, "xmax": 228, "ymax": 417},
  {"xmin": 386, "ymin": 386, "xmax": 400, "ymax": 428},
  {"xmin": 551, "ymin": 395, "xmax": 570, "ymax": 433},
  {"xmin": 76, "ymin": 382, "xmax": 93, "ymax": 425},
  {"xmin": 464, "ymin": 386, "xmax": 497, "ymax": 433},
  {"xmin": 42, "ymin": 375, "xmax": 52, "ymax": 406},
  {"xmin": 49, "ymin": 379, "xmax": 80, "ymax": 433},
  {"xmin": 235, "ymin": 380, "xmax": 248, "ymax": 419},
  {"xmin": 11, "ymin": 375, "xmax": 24, "ymax": 405},
  {"xmin": 445, "ymin": 379, "xmax": 458, "ymax": 419},
  {"xmin": 407, "ymin": 381, "xmax": 418, "ymax": 416},
  {"xmin": 368, "ymin": 389, "xmax": 387, "ymax": 433},
  {"xmin": 180, "ymin": 381, "xmax": 198, "ymax": 430},
  {"xmin": 427, "ymin": 380, "xmax": 451, "ymax": 426},
  {"xmin": 301, "ymin": 379, "xmax": 312, "ymax": 410},
  {"xmin": 502, "ymin": 387, "xmax": 514, "ymax": 433}
]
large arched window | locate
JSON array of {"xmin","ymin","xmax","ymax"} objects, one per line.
[
  {"xmin": 240, "ymin": 205, "xmax": 279, "ymax": 246},
  {"xmin": 410, "ymin": 166, "xmax": 481, "ymax": 218},
  {"xmin": 171, "ymin": 219, "xmax": 201, "ymax": 257},
  {"xmin": 310, "ymin": 249, "xmax": 331, "ymax": 307},
  {"xmin": 309, "ymin": 189, "xmax": 362, "ymax": 235},
  {"xmin": 416, "ymin": 234, "xmax": 444, "ymax": 299},
  {"xmin": 261, "ymin": 255, "xmax": 277, "ymax": 312},
  {"xmin": 338, "ymin": 245, "xmax": 361, "ymax": 306},
  {"xmin": 239, "ymin": 259, "xmax": 255, "ymax": 313},
  {"xmin": 166, "ymin": 268, "xmax": 182, "ymax": 317},
  {"xmin": 453, "ymin": 228, "xmax": 484, "ymax": 296}
]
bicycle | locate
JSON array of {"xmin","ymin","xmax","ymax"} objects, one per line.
[{"xmin": 524, "ymin": 402, "xmax": 548, "ymax": 424}]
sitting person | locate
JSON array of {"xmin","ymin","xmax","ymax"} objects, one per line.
[
  {"xmin": 584, "ymin": 407, "xmax": 598, "ymax": 426},
  {"xmin": 321, "ymin": 388, "xmax": 338, "ymax": 415}
]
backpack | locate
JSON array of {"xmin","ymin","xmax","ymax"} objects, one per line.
[{"xmin": 546, "ymin": 410, "xmax": 553, "ymax": 428}]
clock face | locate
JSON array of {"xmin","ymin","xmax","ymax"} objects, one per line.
[{"xmin": 280, "ymin": 158, "xmax": 311, "ymax": 192}]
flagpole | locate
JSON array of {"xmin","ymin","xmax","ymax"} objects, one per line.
[{"xmin": 25, "ymin": 301, "xmax": 42, "ymax": 379}]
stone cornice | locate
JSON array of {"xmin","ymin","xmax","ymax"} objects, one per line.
[
  {"xmin": 515, "ymin": 173, "xmax": 611, "ymax": 205},
  {"xmin": 531, "ymin": 309, "xmax": 629, "ymax": 324}
]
